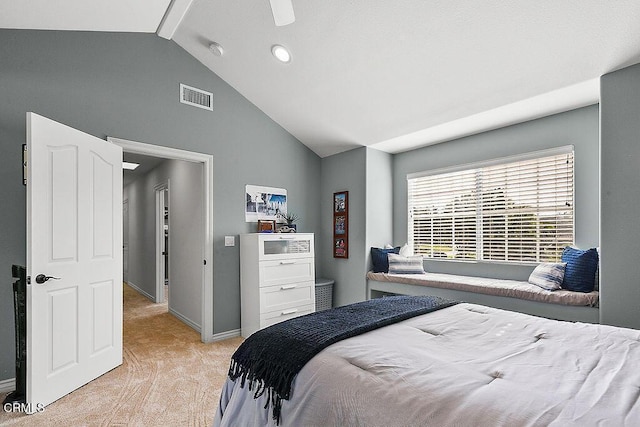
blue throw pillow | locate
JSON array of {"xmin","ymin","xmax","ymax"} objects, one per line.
[
  {"xmin": 370, "ymin": 247, "xmax": 400, "ymax": 273},
  {"xmin": 561, "ymin": 247, "xmax": 599, "ymax": 292}
]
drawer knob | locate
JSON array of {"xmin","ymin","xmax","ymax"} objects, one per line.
[
  {"xmin": 280, "ymin": 284, "xmax": 297, "ymax": 290},
  {"xmin": 279, "ymin": 261, "xmax": 296, "ymax": 265},
  {"xmin": 281, "ymin": 308, "xmax": 298, "ymax": 315}
]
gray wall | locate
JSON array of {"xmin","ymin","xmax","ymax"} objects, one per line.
[
  {"xmin": 366, "ymin": 148, "xmax": 394, "ymax": 264},
  {"xmin": 124, "ymin": 177, "xmax": 153, "ymax": 297},
  {"xmin": 167, "ymin": 160, "xmax": 205, "ymax": 327},
  {"xmin": 318, "ymin": 147, "xmax": 393, "ymax": 306},
  {"xmin": 320, "ymin": 148, "xmax": 367, "ymax": 305},
  {"xmin": 124, "ymin": 159, "xmax": 204, "ymax": 329},
  {"xmin": 0, "ymin": 29, "xmax": 321, "ymax": 381},
  {"xmin": 318, "ymin": 107, "xmax": 600, "ymax": 307},
  {"xmin": 600, "ymin": 63, "xmax": 640, "ymax": 329},
  {"xmin": 392, "ymin": 105, "xmax": 600, "ymax": 281}
]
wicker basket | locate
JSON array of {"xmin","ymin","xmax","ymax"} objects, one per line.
[{"xmin": 315, "ymin": 278, "xmax": 334, "ymax": 311}]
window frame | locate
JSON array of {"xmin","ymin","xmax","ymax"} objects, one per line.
[{"xmin": 407, "ymin": 146, "xmax": 575, "ymax": 265}]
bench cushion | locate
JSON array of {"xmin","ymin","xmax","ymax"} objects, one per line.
[{"xmin": 367, "ymin": 271, "xmax": 599, "ymax": 307}]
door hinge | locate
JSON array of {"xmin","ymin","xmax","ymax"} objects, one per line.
[
  {"xmin": 26, "ymin": 276, "xmax": 31, "ymax": 285},
  {"xmin": 22, "ymin": 144, "xmax": 27, "ymax": 186}
]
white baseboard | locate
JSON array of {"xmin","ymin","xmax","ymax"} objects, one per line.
[
  {"xmin": 211, "ymin": 329, "xmax": 241, "ymax": 342},
  {"xmin": 169, "ymin": 308, "xmax": 201, "ymax": 333},
  {"xmin": 0, "ymin": 378, "xmax": 15, "ymax": 393},
  {"xmin": 125, "ymin": 281, "xmax": 155, "ymax": 301}
]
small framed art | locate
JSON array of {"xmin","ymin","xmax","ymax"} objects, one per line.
[
  {"xmin": 257, "ymin": 219, "xmax": 276, "ymax": 233},
  {"xmin": 333, "ymin": 191, "xmax": 348, "ymax": 258}
]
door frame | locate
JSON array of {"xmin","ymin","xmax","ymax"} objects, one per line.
[
  {"xmin": 154, "ymin": 182, "xmax": 169, "ymax": 304},
  {"xmin": 123, "ymin": 198, "xmax": 129, "ymax": 283},
  {"xmin": 109, "ymin": 137, "xmax": 214, "ymax": 343}
]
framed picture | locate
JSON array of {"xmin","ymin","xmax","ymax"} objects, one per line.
[
  {"xmin": 333, "ymin": 191, "xmax": 348, "ymax": 258},
  {"xmin": 334, "ymin": 192, "xmax": 347, "ymax": 213},
  {"xmin": 245, "ymin": 185, "xmax": 287, "ymax": 223},
  {"xmin": 334, "ymin": 238, "xmax": 347, "ymax": 257},
  {"xmin": 334, "ymin": 215, "xmax": 346, "ymax": 235},
  {"xmin": 257, "ymin": 219, "xmax": 276, "ymax": 233}
]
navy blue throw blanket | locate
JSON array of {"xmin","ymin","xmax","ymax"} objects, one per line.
[{"xmin": 228, "ymin": 295, "xmax": 458, "ymax": 424}]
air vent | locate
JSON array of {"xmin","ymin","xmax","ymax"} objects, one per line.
[{"xmin": 180, "ymin": 83, "xmax": 213, "ymax": 111}]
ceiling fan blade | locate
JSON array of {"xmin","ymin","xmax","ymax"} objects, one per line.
[{"xmin": 269, "ymin": 0, "xmax": 295, "ymax": 26}]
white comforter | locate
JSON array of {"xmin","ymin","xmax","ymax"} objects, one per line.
[{"xmin": 215, "ymin": 303, "xmax": 640, "ymax": 426}]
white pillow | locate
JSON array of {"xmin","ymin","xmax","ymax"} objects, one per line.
[
  {"xmin": 528, "ymin": 262, "xmax": 566, "ymax": 291},
  {"xmin": 399, "ymin": 243, "xmax": 412, "ymax": 257},
  {"xmin": 388, "ymin": 254, "xmax": 425, "ymax": 274}
]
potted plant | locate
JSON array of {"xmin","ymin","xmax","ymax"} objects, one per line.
[{"xmin": 278, "ymin": 212, "xmax": 299, "ymax": 232}]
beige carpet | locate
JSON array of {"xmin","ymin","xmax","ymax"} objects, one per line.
[{"xmin": 0, "ymin": 284, "xmax": 243, "ymax": 426}]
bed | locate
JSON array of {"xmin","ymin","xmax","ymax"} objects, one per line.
[{"xmin": 215, "ymin": 297, "xmax": 640, "ymax": 426}]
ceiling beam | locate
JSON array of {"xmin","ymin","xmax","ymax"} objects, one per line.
[{"xmin": 157, "ymin": 0, "xmax": 194, "ymax": 40}]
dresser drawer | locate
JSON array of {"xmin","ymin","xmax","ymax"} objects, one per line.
[
  {"xmin": 258, "ymin": 234, "xmax": 314, "ymax": 261},
  {"xmin": 259, "ymin": 282, "xmax": 314, "ymax": 313},
  {"xmin": 259, "ymin": 258, "xmax": 314, "ymax": 287},
  {"xmin": 260, "ymin": 304, "xmax": 314, "ymax": 328}
]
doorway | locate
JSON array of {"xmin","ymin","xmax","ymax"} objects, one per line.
[
  {"xmin": 110, "ymin": 137, "xmax": 214, "ymax": 343},
  {"xmin": 155, "ymin": 184, "xmax": 169, "ymax": 304},
  {"xmin": 123, "ymin": 199, "xmax": 129, "ymax": 283}
]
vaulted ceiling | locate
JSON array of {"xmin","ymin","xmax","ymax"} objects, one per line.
[{"xmin": 3, "ymin": 1, "xmax": 640, "ymax": 157}]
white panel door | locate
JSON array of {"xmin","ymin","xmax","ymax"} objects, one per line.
[{"xmin": 26, "ymin": 113, "xmax": 123, "ymax": 409}]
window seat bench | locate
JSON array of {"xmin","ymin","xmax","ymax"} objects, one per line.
[{"xmin": 366, "ymin": 271, "xmax": 599, "ymax": 323}]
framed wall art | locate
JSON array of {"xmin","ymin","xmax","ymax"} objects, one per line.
[
  {"xmin": 245, "ymin": 185, "xmax": 287, "ymax": 223},
  {"xmin": 257, "ymin": 219, "xmax": 276, "ymax": 233},
  {"xmin": 333, "ymin": 191, "xmax": 348, "ymax": 258}
]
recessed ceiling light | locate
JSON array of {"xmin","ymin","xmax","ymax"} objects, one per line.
[
  {"xmin": 271, "ymin": 45, "xmax": 291, "ymax": 63},
  {"xmin": 209, "ymin": 42, "xmax": 224, "ymax": 57},
  {"xmin": 123, "ymin": 162, "xmax": 140, "ymax": 170}
]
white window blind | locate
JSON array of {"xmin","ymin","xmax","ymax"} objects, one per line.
[{"xmin": 408, "ymin": 148, "xmax": 574, "ymax": 263}]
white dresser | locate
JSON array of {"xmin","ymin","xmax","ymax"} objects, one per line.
[{"xmin": 240, "ymin": 233, "xmax": 315, "ymax": 337}]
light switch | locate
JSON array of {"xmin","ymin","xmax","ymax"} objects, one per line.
[{"xmin": 224, "ymin": 236, "xmax": 235, "ymax": 247}]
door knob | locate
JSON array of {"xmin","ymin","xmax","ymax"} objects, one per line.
[{"xmin": 35, "ymin": 274, "xmax": 60, "ymax": 284}]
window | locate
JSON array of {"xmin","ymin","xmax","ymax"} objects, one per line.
[{"xmin": 408, "ymin": 147, "xmax": 574, "ymax": 263}]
